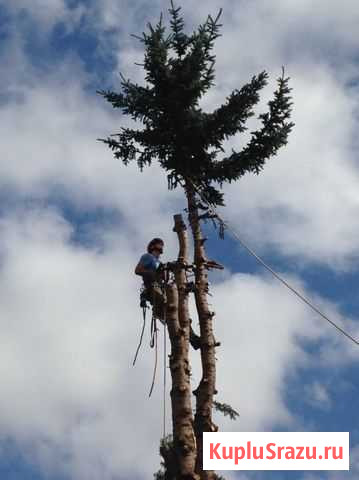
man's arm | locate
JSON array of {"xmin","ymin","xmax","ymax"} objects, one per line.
[
  {"xmin": 135, "ymin": 257, "xmax": 157, "ymax": 279},
  {"xmin": 135, "ymin": 254, "xmax": 163, "ymax": 281},
  {"xmin": 135, "ymin": 262, "xmax": 152, "ymax": 276}
]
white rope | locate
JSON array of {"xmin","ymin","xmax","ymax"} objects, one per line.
[
  {"xmin": 226, "ymin": 224, "xmax": 359, "ymax": 346},
  {"xmin": 188, "ymin": 179, "xmax": 359, "ymax": 347}
]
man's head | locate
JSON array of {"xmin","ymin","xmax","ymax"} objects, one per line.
[{"xmin": 147, "ymin": 238, "xmax": 164, "ymax": 257}]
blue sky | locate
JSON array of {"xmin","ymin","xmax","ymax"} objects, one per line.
[{"xmin": 0, "ymin": 1, "xmax": 359, "ymax": 479}]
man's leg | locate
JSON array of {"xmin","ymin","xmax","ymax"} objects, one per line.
[{"xmin": 151, "ymin": 285, "xmax": 166, "ymax": 324}]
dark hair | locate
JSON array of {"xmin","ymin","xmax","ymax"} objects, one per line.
[{"xmin": 147, "ymin": 238, "xmax": 164, "ymax": 253}]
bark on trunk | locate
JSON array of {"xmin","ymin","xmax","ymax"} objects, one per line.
[
  {"xmin": 166, "ymin": 214, "xmax": 199, "ymax": 480},
  {"xmin": 185, "ymin": 183, "xmax": 218, "ymax": 480}
]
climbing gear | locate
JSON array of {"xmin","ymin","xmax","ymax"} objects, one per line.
[
  {"xmin": 148, "ymin": 280, "xmax": 167, "ymax": 396},
  {"xmin": 134, "ymin": 260, "xmax": 202, "ymax": 438},
  {"xmin": 132, "ymin": 286, "xmax": 152, "ymax": 366},
  {"xmin": 133, "ymin": 277, "xmax": 168, "ymax": 401}
]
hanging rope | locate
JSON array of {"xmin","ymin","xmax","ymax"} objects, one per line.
[
  {"xmin": 161, "ymin": 273, "xmax": 169, "ymax": 438},
  {"xmin": 186, "ymin": 178, "xmax": 359, "ymax": 347},
  {"xmin": 132, "ymin": 306, "xmax": 147, "ymax": 366},
  {"xmin": 163, "ymin": 311, "xmax": 167, "ymax": 438},
  {"xmin": 149, "ymin": 313, "xmax": 159, "ymax": 397},
  {"xmin": 133, "ymin": 285, "xmax": 161, "ymax": 396},
  {"xmin": 133, "ymin": 271, "xmax": 168, "ymax": 436},
  {"xmin": 150, "ymin": 310, "xmax": 157, "ymax": 348}
]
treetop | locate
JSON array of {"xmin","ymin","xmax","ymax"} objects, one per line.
[{"xmin": 98, "ymin": 2, "xmax": 294, "ymax": 206}]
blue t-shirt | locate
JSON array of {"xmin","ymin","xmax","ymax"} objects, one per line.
[{"xmin": 139, "ymin": 253, "xmax": 161, "ymax": 272}]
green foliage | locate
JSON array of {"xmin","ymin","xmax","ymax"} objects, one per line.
[
  {"xmin": 98, "ymin": 2, "xmax": 294, "ymax": 206},
  {"xmin": 154, "ymin": 434, "xmax": 228, "ymax": 479},
  {"xmin": 213, "ymin": 401, "xmax": 239, "ymax": 420},
  {"xmin": 153, "ymin": 435, "xmax": 178, "ymax": 480}
]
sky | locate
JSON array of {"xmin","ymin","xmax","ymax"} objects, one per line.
[{"xmin": 0, "ymin": 1, "xmax": 359, "ymax": 479}]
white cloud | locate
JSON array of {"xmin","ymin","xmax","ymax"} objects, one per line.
[
  {"xmin": 301, "ymin": 443, "xmax": 359, "ymax": 480},
  {"xmin": 206, "ymin": 272, "xmax": 359, "ymax": 433},
  {"xmin": 304, "ymin": 381, "xmax": 332, "ymax": 410},
  {"xmin": 221, "ymin": 63, "xmax": 359, "ymax": 269},
  {"xmin": 0, "ymin": 206, "xmax": 162, "ymax": 479},
  {"xmin": 1, "ymin": 206, "xmax": 357, "ymax": 479},
  {"xmin": 1, "ymin": 2, "xmax": 359, "ymax": 479},
  {"xmin": 2, "ymin": 0, "xmax": 359, "ymax": 269},
  {"xmin": 0, "ymin": 57, "xmax": 187, "ymax": 258},
  {"xmin": 2, "ymin": 0, "xmax": 86, "ymax": 33},
  {"xmin": 110, "ymin": 0, "xmax": 359, "ymax": 269}
]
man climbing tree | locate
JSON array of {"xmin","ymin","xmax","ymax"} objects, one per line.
[
  {"xmin": 98, "ymin": 2, "xmax": 293, "ymax": 478},
  {"xmin": 135, "ymin": 237, "xmax": 201, "ymax": 349},
  {"xmin": 135, "ymin": 237, "xmax": 166, "ymax": 321}
]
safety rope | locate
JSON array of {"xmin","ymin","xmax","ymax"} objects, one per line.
[
  {"xmin": 163, "ymin": 323, "xmax": 167, "ymax": 437},
  {"xmin": 132, "ymin": 305, "xmax": 147, "ymax": 366},
  {"xmin": 150, "ymin": 310, "xmax": 157, "ymax": 348},
  {"xmin": 149, "ymin": 312, "xmax": 158, "ymax": 397},
  {"xmin": 186, "ymin": 178, "xmax": 359, "ymax": 347},
  {"xmin": 162, "ymin": 279, "xmax": 167, "ymax": 439}
]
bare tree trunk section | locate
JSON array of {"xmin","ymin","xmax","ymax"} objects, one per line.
[
  {"xmin": 185, "ymin": 184, "xmax": 218, "ymax": 480},
  {"xmin": 165, "ymin": 215, "xmax": 199, "ymax": 480}
]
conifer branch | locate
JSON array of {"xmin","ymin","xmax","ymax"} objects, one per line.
[{"xmin": 213, "ymin": 401, "xmax": 239, "ymax": 420}]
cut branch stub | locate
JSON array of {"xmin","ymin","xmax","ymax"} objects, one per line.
[{"xmin": 173, "ymin": 213, "xmax": 187, "ymax": 232}]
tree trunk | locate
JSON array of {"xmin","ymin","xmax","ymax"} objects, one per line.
[
  {"xmin": 185, "ymin": 184, "xmax": 218, "ymax": 480},
  {"xmin": 166, "ymin": 214, "xmax": 199, "ymax": 480}
]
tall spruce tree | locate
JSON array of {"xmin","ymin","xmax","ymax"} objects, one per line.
[{"xmin": 98, "ymin": 3, "xmax": 293, "ymax": 479}]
